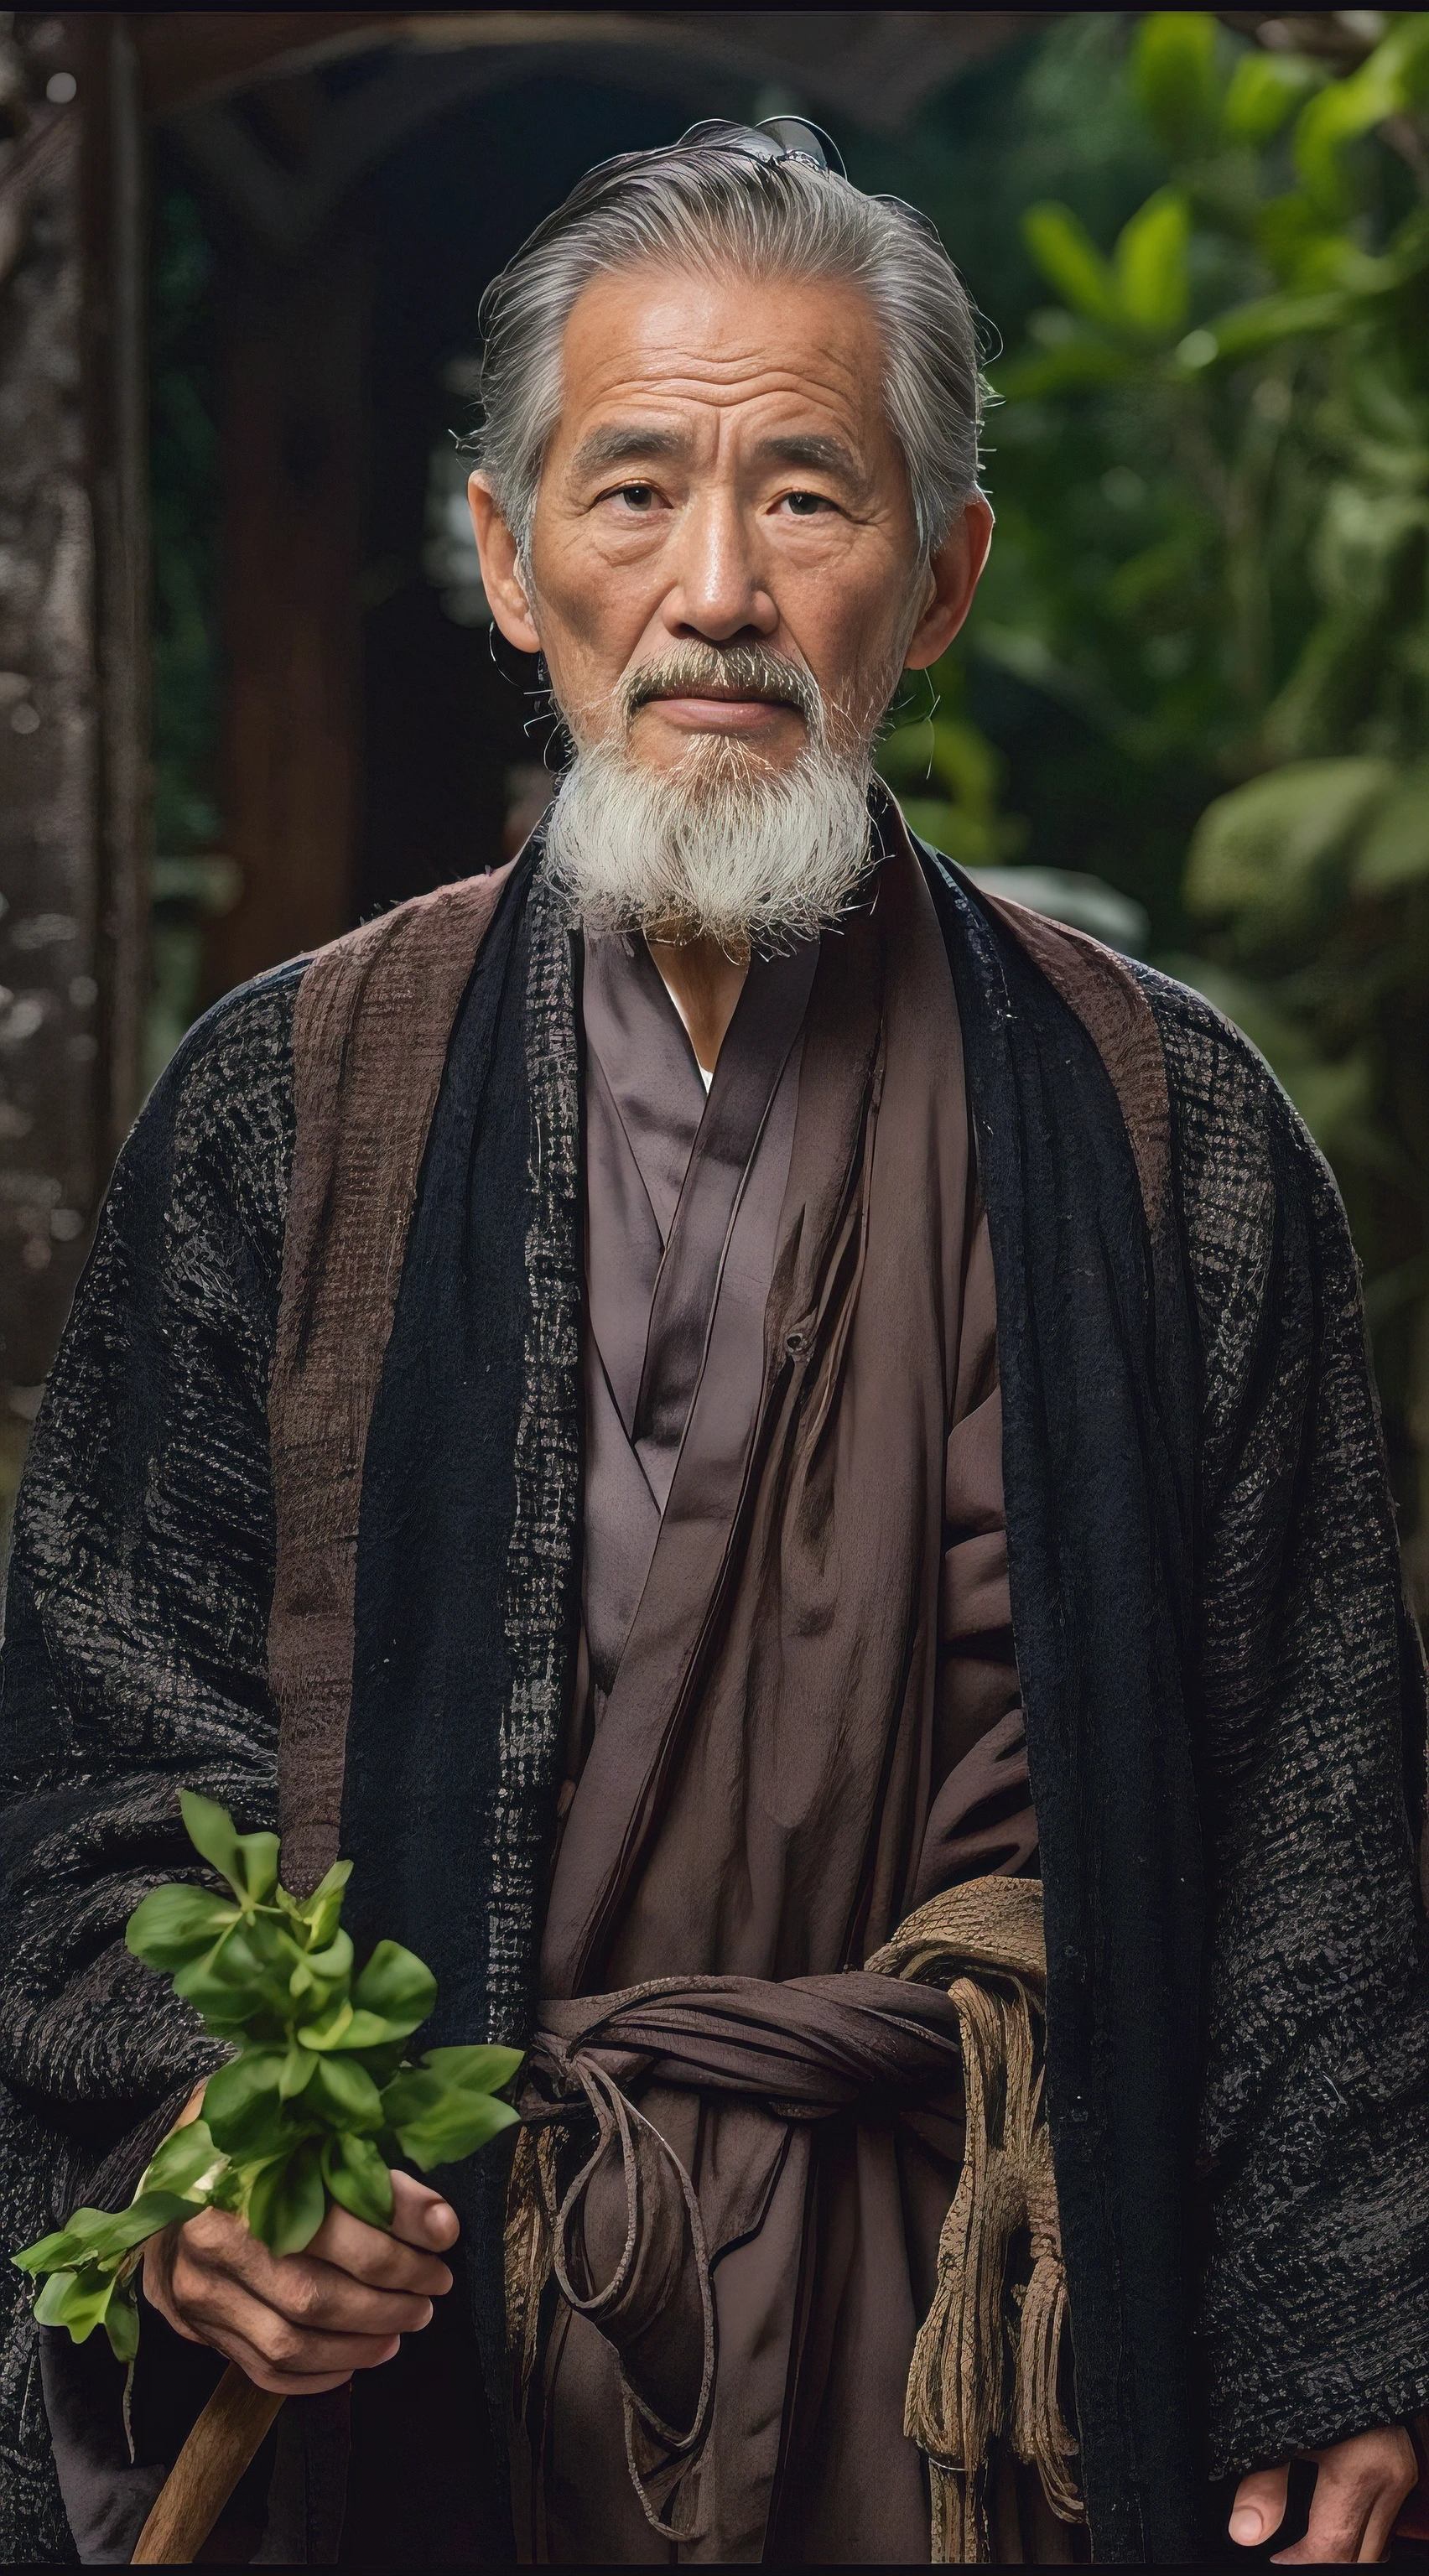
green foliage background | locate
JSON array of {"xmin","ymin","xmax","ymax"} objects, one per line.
[
  {"xmin": 851, "ymin": 12, "xmax": 1429, "ymax": 1604},
  {"xmin": 146, "ymin": 13, "xmax": 1429, "ymax": 1599}
]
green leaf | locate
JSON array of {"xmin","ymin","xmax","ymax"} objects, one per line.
[
  {"xmin": 351, "ymin": 1942, "xmax": 437, "ymax": 2035},
  {"xmin": 1186, "ymin": 758, "xmax": 1394, "ymax": 936},
  {"xmin": 1021, "ymin": 202, "xmax": 1121, "ymax": 331},
  {"xmin": 278, "ymin": 2045, "xmax": 318, "ymax": 2101},
  {"xmin": 203, "ymin": 2050, "xmax": 290, "ymax": 2158},
  {"xmin": 13, "ymin": 2231, "xmax": 79, "ymax": 2276},
  {"xmin": 171, "ymin": 1920, "xmax": 301, "ymax": 2033},
  {"xmin": 1254, "ymin": 193, "xmax": 1348, "ymax": 294},
  {"xmin": 14, "ymin": 2205, "xmax": 124, "ymax": 2272},
  {"xmin": 126, "ymin": 1883, "xmax": 236, "ymax": 1971},
  {"xmin": 320, "ymin": 2132, "xmax": 393, "ymax": 2231},
  {"xmin": 1352, "ymin": 768, "xmax": 1429, "ymax": 894},
  {"xmin": 1223, "ymin": 49, "xmax": 1323, "ymax": 148},
  {"xmin": 283, "ymin": 1859, "xmax": 352, "ymax": 1951},
  {"xmin": 1295, "ymin": 17, "xmax": 1429, "ymax": 216},
  {"xmin": 296, "ymin": 1998, "xmax": 356, "ymax": 2052},
  {"xmin": 17, "ymin": 2188, "xmax": 197, "ymax": 2280},
  {"xmin": 139, "ymin": 2118, "xmax": 223, "ymax": 2200},
  {"xmin": 34, "ymin": 2264, "xmax": 139, "ymax": 2357},
  {"xmin": 179, "ymin": 1790, "xmax": 244, "ymax": 1890},
  {"xmin": 102, "ymin": 2281, "xmax": 141, "ymax": 2362},
  {"xmin": 378, "ymin": 2046, "xmax": 520, "ymax": 2128},
  {"xmin": 381, "ymin": 2046, "xmax": 523, "ymax": 2170},
  {"xmin": 1172, "ymin": 288, "xmax": 1354, "ymax": 372},
  {"xmin": 1114, "ymin": 190, "xmax": 1189, "ymax": 340},
  {"xmin": 392, "ymin": 2087, "xmax": 519, "ymax": 2171},
  {"xmin": 100, "ymin": 2190, "xmax": 203, "ymax": 2257},
  {"xmin": 246, "ymin": 2140, "xmax": 327, "ymax": 2258},
  {"xmin": 881, "ymin": 716, "xmax": 1004, "ymax": 820},
  {"xmin": 309, "ymin": 2054, "xmax": 385, "ymax": 2133},
  {"xmin": 301, "ymin": 1930, "xmax": 354, "ymax": 1987},
  {"xmin": 1130, "ymin": 12, "xmax": 1221, "ymax": 159},
  {"xmin": 421, "ymin": 2044, "xmax": 524, "ymax": 2095},
  {"xmin": 179, "ymin": 1790, "xmax": 279, "ymax": 1905}
]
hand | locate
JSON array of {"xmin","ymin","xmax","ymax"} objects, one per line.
[
  {"xmin": 1229, "ymin": 2425, "xmax": 1417, "ymax": 2564},
  {"xmin": 143, "ymin": 2164, "xmax": 459, "ymax": 2396}
]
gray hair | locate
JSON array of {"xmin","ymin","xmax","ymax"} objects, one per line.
[{"xmin": 472, "ymin": 125, "xmax": 984, "ymax": 574}]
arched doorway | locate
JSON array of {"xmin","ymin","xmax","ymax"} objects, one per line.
[
  {"xmin": 139, "ymin": 13, "xmax": 1045, "ymax": 1005},
  {"xmin": 0, "ymin": 8, "xmax": 1044, "ymax": 1504}
]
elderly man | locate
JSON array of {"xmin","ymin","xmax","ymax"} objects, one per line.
[{"xmin": 2, "ymin": 121, "xmax": 1426, "ymax": 2570}]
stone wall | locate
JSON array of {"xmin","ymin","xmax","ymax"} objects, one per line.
[{"xmin": 0, "ymin": 14, "xmax": 146, "ymax": 1551}]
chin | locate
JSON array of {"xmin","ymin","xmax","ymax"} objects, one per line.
[
  {"xmin": 641, "ymin": 725, "xmax": 801, "ymax": 792},
  {"xmin": 542, "ymin": 721, "xmax": 876, "ymax": 950}
]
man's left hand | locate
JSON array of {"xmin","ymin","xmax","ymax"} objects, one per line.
[{"xmin": 1229, "ymin": 2425, "xmax": 1416, "ymax": 2563}]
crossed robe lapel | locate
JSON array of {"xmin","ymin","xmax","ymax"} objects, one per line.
[
  {"xmin": 580, "ymin": 934, "xmax": 818, "ymax": 1696},
  {"xmin": 632, "ymin": 937, "xmax": 820, "ymax": 1512},
  {"xmin": 542, "ymin": 910, "xmax": 883, "ymax": 1999}
]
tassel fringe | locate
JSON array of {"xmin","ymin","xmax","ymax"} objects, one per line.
[{"xmin": 867, "ymin": 1876, "xmax": 1085, "ymax": 2562}]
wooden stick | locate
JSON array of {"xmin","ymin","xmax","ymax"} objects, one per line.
[{"xmin": 131, "ymin": 2365, "xmax": 283, "ymax": 2565}]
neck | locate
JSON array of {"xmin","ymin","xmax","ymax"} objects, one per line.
[{"xmin": 646, "ymin": 931, "xmax": 749, "ymax": 1076}]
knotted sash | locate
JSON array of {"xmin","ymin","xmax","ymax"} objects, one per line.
[{"xmin": 506, "ymin": 1877, "xmax": 1083, "ymax": 2560}]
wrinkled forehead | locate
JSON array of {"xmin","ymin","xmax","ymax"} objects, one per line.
[{"xmin": 547, "ymin": 261, "xmax": 902, "ymax": 486}]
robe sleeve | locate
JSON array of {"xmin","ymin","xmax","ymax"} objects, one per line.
[
  {"xmin": 1154, "ymin": 979, "xmax": 1429, "ymax": 2476},
  {"xmin": 0, "ymin": 966, "xmax": 301, "ymax": 2530}
]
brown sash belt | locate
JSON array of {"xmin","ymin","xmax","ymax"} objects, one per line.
[{"xmin": 507, "ymin": 1876, "xmax": 1083, "ymax": 2561}]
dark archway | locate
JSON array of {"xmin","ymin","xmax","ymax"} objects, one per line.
[
  {"xmin": 139, "ymin": 14, "xmax": 1049, "ymax": 999},
  {"xmin": 0, "ymin": 10, "xmax": 1046, "ymax": 1507},
  {"xmin": 357, "ymin": 70, "xmax": 708, "ymax": 922}
]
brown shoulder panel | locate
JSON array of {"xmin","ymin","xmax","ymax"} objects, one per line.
[
  {"xmin": 269, "ymin": 865, "xmax": 516, "ymax": 1893},
  {"xmin": 980, "ymin": 891, "xmax": 1171, "ymax": 1240}
]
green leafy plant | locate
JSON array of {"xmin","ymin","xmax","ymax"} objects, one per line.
[
  {"xmin": 868, "ymin": 10, "xmax": 1429, "ymax": 1606},
  {"xmin": 13, "ymin": 1794, "xmax": 522, "ymax": 2358}
]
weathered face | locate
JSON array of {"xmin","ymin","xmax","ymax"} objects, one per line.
[{"xmin": 470, "ymin": 262, "xmax": 991, "ymax": 773}]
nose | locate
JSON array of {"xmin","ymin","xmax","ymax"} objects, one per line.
[{"xmin": 663, "ymin": 485, "xmax": 777, "ymax": 645}]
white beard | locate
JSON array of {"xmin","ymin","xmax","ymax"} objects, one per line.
[{"xmin": 541, "ymin": 727, "xmax": 876, "ymax": 950}]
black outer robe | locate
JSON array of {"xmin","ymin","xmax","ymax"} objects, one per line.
[{"xmin": 0, "ymin": 832, "xmax": 1426, "ymax": 2566}]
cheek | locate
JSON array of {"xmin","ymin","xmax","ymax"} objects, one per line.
[
  {"xmin": 533, "ymin": 521, "xmax": 660, "ymax": 655},
  {"xmin": 784, "ymin": 541, "xmax": 917, "ymax": 685}
]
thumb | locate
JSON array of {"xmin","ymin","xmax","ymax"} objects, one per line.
[
  {"xmin": 387, "ymin": 2168, "xmax": 460, "ymax": 2251},
  {"xmin": 1230, "ymin": 2464, "xmax": 1290, "ymax": 2549}
]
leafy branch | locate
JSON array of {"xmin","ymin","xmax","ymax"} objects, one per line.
[{"xmin": 12, "ymin": 1794, "xmax": 522, "ymax": 2358}]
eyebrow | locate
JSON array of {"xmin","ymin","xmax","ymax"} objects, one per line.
[
  {"xmin": 569, "ymin": 423, "xmax": 689, "ymax": 478},
  {"xmin": 567, "ymin": 422, "xmax": 871, "ymax": 496},
  {"xmin": 751, "ymin": 432, "xmax": 869, "ymax": 495}
]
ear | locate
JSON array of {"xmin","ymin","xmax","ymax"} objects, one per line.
[
  {"xmin": 468, "ymin": 473, "xmax": 543, "ymax": 656},
  {"xmin": 902, "ymin": 495, "xmax": 994, "ymax": 672}
]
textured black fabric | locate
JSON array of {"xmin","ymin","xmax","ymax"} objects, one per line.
[
  {"xmin": 343, "ymin": 863, "xmax": 532, "ymax": 2023},
  {"xmin": 0, "ymin": 964, "xmax": 300, "ymax": 2563},
  {"xmin": 2, "ymin": 853, "xmax": 1426, "ymax": 2566},
  {"xmin": 925, "ymin": 852, "xmax": 1206, "ymax": 2561},
  {"xmin": 1142, "ymin": 963, "xmax": 1429, "ymax": 2489}
]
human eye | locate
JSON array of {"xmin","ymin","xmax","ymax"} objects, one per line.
[
  {"xmin": 605, "ymin": 481, "xmax": 657, "ymax": 512},
  {"xmin": 781, "ymin": 489, "xmax": 835, "ymax": 518}
]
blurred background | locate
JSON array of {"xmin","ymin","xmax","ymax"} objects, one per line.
[{"xmin": 0, "ymin": 8, "xmax": 1426, "ymax": 1610}]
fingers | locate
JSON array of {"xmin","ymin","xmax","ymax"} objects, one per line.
[
  {"xmin": 1271, "ymin": 2428, "xmax": 1418, "ymax": 2568},
  {"xmin": 304, "ymin": 2194, "xmax": 454, "ymax": 2298},
  {"xmin": 161, "ymin": 2293, "xmax": 402, "ymax": 2398},
  {"xmin": 174, "ymin": 2208, "xmax": 435, "ymax": 2329},
  {"xmin": 145, "ymin": 2235, "xmax": 408, "ymax": 2395},
  {"xmin": 138, "ymin": 2174, "xmax": 459, "ymax": 2392},
  {"xmin": 1230, "ymin": 2464, "xmax": 1288, "ymax": 2550}
]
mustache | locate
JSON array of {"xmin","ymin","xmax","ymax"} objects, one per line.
[{"xmin": 619, "ymin": 642, "xmax": 823, "ymax": 732}]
